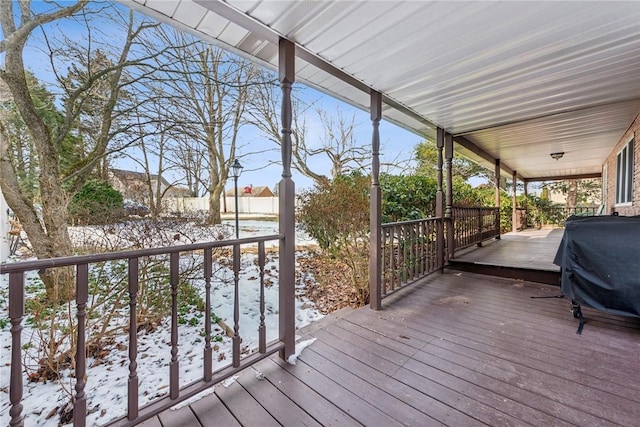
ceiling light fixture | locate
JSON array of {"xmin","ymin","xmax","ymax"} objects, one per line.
[{"xmin": 550, "ymin": 152, "xmax": 564, "ymax": 160}]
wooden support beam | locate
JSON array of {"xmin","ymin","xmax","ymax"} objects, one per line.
[
  {"xmin": 524, "ymin": 172, "xmax": 602, "ymax": 183},
  {"xmin": 436, "ymin": 128, "xmax": 445, "ymax": 269},
  {"xmin": 278, "ymin": 38, "xmax": 296, "ymax": 360},
  {"xmin": 512, "ymin": 170, "xmax": 518, "ymax": 233},
  {"xmin": 494, "ymin": 158, "xmax": 501, "ymax": 240},
  {"xmin": 369, "ymin": 90, "xmax": 383, "ymax": 310},
  {"xmin": 445, "ymin": 132, "xmax": 454, "ymax": 260},
  {"xmin": 454, "ymin": 135, "xmax": 517, "ymax": 179}
]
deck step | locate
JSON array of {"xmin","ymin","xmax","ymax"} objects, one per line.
[{"xmin": 447, "ymin": 261, "xmax": 561, "ymax": 285}]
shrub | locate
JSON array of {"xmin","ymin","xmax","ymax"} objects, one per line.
[
  {"xmin": 380, "ymin": 174, "xmax": 437, "ymax": 222},
  {"xmin": 296, "ymin": 173, "xmax": 370, "ymax": 251},
  {"xmin": 68, "ymin": 180, "xmax": 124, "ymax": 225},
  {"xmin": 296, "ymin": 173, "xmax": 371, "ymax": 305}
]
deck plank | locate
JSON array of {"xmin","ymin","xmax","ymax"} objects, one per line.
[
  {"xmin": 273, "ymin": 358, "xmax": 406, "ymax": 427},
  {"xmin": 390, "ymin": 296, "xmax": 640, "ymax": 397},
  {"xmin": 255, "ymin": 358, "xmax": 362, "ymax": 427},
  {"xmin": 213, "ymin": 376, "xmax": 280, "ymax": 427},
  {"xmin": 157, "ymin": 405, "xmax": 201, "ymax": 427},
  {"xmin": 387, "ymin": 278, "xmax": 640, "ymax": 394},
  {"xmin": 189, "ymin": 390, "xmax": 241, "ymax": 426},
  {"xmin": 149, "ymin": 270, "xmax": 640, "ymax": 427},
  {"xmin": 306, "ymin": 336, "xmax": 486, "ymax": 426},
  {"xmin": 136, "ymin": 416, "xmax": 163, "ymax": 427},
  {"xmin": 235, "ymin": 366, "xmax": 322, "ymax": 427}
]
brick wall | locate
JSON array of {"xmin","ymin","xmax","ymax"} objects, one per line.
[{"xmin": 604, "ymin": 113, "xmax": 640, "ymax": 216}]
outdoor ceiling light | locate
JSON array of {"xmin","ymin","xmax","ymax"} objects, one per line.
[
  {"xmin": 231, "ymin": 158, "xmax": 243, "ymax": 178},
  {"xmin": 550, "ymin": 152, "xmax": 564, "ymax": 160}
]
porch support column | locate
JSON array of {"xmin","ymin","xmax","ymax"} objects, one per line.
[
  {"xmin": 494, "ymin": 159, "xmax": 501, "ymax": 239},
  {"xmin": 436, "ymin": 128, "xmax": 445, "ymax": 269},
  {"xmin": 523, "ymin": 180, "xmax": 529, "ymax": 229},
  {"xmin": 369, "ymin": 91, "xmax": 382, "ymax": 310},
  {"xmin": 444, "ymin": 132, "xmax": 454, "ymax": 260},
  {"xmin": 512, "ymin": 170, "xmax": 518, "ymax": 232},
  {"xmin": 278, "ymin": 38, "xmax": 296, "ymax": 360}
]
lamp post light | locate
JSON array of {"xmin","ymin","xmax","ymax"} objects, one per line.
[{"xmin": 231, "ymin": 159, "xmax": 243, "ymax": 239}]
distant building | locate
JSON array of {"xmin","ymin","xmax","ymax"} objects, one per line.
[
  {"xmin": 109, "ymin": 168, "xmax": 191, "ymax": 205},
  {"xmin": 224, "ymin": 185, "xmax": 274, "ymax": 198}
]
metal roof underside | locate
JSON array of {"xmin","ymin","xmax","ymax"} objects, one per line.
[{"xmin": 124, "ymin": 0, "xmax": 640, "ymax": 181}]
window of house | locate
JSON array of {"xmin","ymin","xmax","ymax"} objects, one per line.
[{"xmin": 616, "ymin": 138, "xmax": 634, "ymax": 205}]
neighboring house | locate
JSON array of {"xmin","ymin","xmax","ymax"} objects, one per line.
[
  {"xmin": 109, "ymin": 168, "xmax": 191, "ymax": 205},
  {"xmin": 224, "ymin": 185, "xmax": 274, "ymax": 198},
  {"xmin": 603, "ymin": 113, "xmax": 640, "ymax": 216},
  {"xmin": 544, "ymin": 180, "xmax": 602, "ymax": 207}
]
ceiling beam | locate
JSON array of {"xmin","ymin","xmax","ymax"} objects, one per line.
[
  {"xmin": 195, "ymin": 0, "xmax": 437, "ymax": 134},
  {"xmin": 524, "ymin": 173, "xmax": 602, "ymax": 183},
  {"xmin": 453, "ymin": 135, "xmax": 518, "ymax": 179},
  {"xmin": 194, "ymin": 0, "xmax": 279, "ymax": 43}
]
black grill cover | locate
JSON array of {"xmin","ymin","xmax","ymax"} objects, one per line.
[{"xmin": 553, "ymin": 215, "xmax": 640, "ymax": 318}]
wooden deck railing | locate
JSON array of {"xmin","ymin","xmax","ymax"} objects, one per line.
[
  {"xmin": 1, "ymin": 235, "xmax": 287, "ymax": 427},
  {"xmin": 515, "ymin": 207, "xmax": 528, "ymax": 231},
  {"xmin": 381, "ymin": 217, "xmax": 443, "ymax": 298},
  {"xmin": 452, "ymin": 207, "xmax": 500, "ymax": 252},
  {"xmin": 534, "ymin": 206, "xmax": 600, "ymax": 227}
]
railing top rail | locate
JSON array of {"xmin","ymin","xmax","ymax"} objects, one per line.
[
  {"xmin": 382, "ymin": 216, "xmax": 442, "ymax": 228},
  {"xmin": 452, "ymin": 206, "xmax": 499, "ymax": 210},
  {"xmin": 0, "ymin": 234, "xmax": 283, "ymax": 274}
]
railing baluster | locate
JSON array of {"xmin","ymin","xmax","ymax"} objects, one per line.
[
  {"xmin": 477, "ymin": 208, "xmax": 483, "ymax": 245},
  {"xmin": 403, "ymin": 225, "xmax": 409, "ymax": 286},
  {"xmin": 233, "ymin": 244, "xmax": 241, "ymax": 368},
  {"xmin": 203, "ymin": 248, "xmax": 212, "ymax": 381},
  {"xmin": 74, "ymin": 264, "xmax": 88, "ymax": 427},
  {"xmin": 128, "ymin": 258, "xmax": 139, "ymax": 419},
  {"xmin": 258, "ymin": 241, "xmax": 266, "ymax": 353},
  {"xmin": 391, "ymin": 225, "xmax": 397, "ymax": 292},
  {"xmin": 381, "ymin": 228, "xmax": 387, "ymax": 296},
  {"xmin": 400, "ymin": 224, "xmax": 404, "ymax": 286},
  {"xmin": 170, "ymin": 253, "xmax": 179, "ymax": 400},
  {"xmin": 428, "ymin": 220, "xmax": 432, "ymax": 271},
  {"xmin": 9, "ymin": 272, "xmax": 24, "ymax": 427},
  {"xmin": 418, "ymin": 222, "xmax": 424, "ymax": 276},
  {"xmin": 409, "ymin": 223, "xmax": 415, "ymax": 280},
  {"xmin": 389, "ymin": 226, "xmax": 395, "ymax": 293},
  {"xmin": 1, "ymin": 235, "xmax": 287, "ymax": 425}
]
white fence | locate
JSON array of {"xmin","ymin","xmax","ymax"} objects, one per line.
[{"xmin": 164, "ymin": 196, "xmax": 279, "ymax": 215}]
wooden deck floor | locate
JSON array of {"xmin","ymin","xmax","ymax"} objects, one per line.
[
  {"xmin": 454, "ymin": 228, "xmax": 564, "ymax": 271},
  {"xmin": 145, "ymin": 270, "xmax": 640, "ymax": 426},
  {"xmin": 449, "ymin": 228, "xmax": 564, "ymax": 284}
]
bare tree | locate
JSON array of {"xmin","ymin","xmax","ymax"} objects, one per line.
[
  {"xmin": 315, "ymin": 108, "xmax": 370, "ymax": 179},
  {"xmin": 149, "ymin": 27, "xmax": 264, "ymax": 224},
  {"xmin": 248, "ymin": 80, "xmax": 372, "ymax": 185},
  {"xmin": 0, "ymin": 2, "xmax": 160, "ymax": 301}
]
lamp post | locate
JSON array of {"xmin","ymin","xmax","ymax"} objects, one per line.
[{"xmin": 231, "ymin": 159, "xmax": 243, "ymax": 239}]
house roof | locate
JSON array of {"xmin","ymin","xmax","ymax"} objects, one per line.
[
  {"xmin": 124, "ymin": 0, "xmax": 640, "ymax": 181},
  {"xmin": 110, "ymin": 168, "xmax": 171, "ymax": 187},
  {"xmin": 225, "ymin": 185, "xmax": 273, "ymax": 197}
]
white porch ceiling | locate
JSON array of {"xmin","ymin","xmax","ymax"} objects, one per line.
[{"xmin": 124, "ymin": 0, "xmax": 640, "ymax": 181}]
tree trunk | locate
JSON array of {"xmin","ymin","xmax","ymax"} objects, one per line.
[
  {"xmin": 566, "ymin": 179, "xmax": 578, "ymax": 208},
  {"xmin": 207, "ymin": 190, "xmax": 222, "ymax": 224},
  {"xmin": 0, "ymin": 2, "xmax": 80, "ymax": 302}
]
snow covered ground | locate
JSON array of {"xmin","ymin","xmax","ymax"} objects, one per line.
[{"xmin": 0, "ymin": 220, "xmax": 323, "ymax": 426}]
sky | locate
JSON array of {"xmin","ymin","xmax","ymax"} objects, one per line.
[
  {"xmin": 18, "ymin": 1, "xmax": 426, "ymax": 193},
  {"xmin": 233, "ymin": 91, "xmax": 424, "ymax": 191}
]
